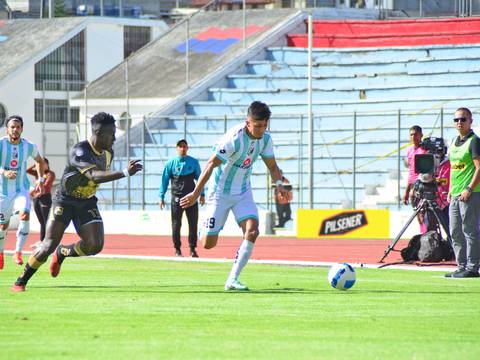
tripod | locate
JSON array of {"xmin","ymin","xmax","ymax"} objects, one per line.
[{"xmin": 379, "ymin": 198, "xmax": 452, "ymax": 263}]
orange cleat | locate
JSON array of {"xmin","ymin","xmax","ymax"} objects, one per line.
[
  {"xmin": 0, "ymin": 252, "xmax": 4, "ymax": 270},
  {"xmin": 49, "ymin": 249, "xmax": 62, "ymax": 278},
  {"xmin": 13, "ymin": 251, "xmax": 23, "ymax": 265},
  {"xmin": 11, "ymin": 283, "xmax": 26, "ymax": 292}
]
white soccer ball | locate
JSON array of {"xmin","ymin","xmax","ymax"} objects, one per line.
[{"xmin": 327, "ymin": 263, "xmax": 356, "ymax": 290}]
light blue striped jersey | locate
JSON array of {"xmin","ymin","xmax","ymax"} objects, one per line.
[
  {"xmin": 0, "ymin": 137, "xmax": 40, "ymax": 195},
  {"xmin": 209, "ymin": 123, "xmax": 274, "ymax": 196}
]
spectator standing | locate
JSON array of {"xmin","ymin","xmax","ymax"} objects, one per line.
[
  {"xmin": 27, "ymin": 158, "xmax": 55, "ymax": 247},
  {"xmin": 159, "ymin": 139, "xmax": 204, "ymax": 257},
  {"xmin": 403, "ymin": 125, "xmax": 428, "ymax": 233},
  {"xmin": 274, "ymin": 171, "xmax": 293, "ymax": 228},
  {"xmin": 445, "ymin": 107, "xmax": 480, "ymax": 278}
]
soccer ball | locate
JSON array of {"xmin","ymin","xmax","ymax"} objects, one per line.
[{"xmin": 327, "ymin": 263, "xmax": 356, "ymax": 290}]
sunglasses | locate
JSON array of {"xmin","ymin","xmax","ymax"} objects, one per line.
[{"xmin": 453, "ymin": 117, "xmax": 468, "ymax": 123}]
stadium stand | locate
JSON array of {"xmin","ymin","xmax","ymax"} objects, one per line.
[{"xmin": 99, "ymin": 15, "xmax": 480, "ymax": 211}]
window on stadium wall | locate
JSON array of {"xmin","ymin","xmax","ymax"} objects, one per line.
[
  {"xmin": 34, "ymin": 99, "xmax": 79, "ymax": 124},
  {"xmin": 34, "ymin": 31, "xmax": 85, "ymax": 92},
  {"xmin": 0, "ymin": 103, "xmax": 6, "ymax": 127},
  {"xmin": 124, "ymin": 26, "xmax": 151, "ymax": 59}
]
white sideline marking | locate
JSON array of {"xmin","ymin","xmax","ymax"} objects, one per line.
[{"xmin": 5, "ymin": 250, "xmax": 455, "ymax": 272}]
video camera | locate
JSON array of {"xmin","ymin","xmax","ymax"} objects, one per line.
[{"xmin": 413, "ymin": 137, "xmax": 446, "ymax": 201}]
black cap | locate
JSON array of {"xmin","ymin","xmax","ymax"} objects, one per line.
[{"xmin": 176, "ymin": 139, "xmax": 188, "ymax": 147}]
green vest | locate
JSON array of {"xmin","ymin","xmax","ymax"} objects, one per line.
[{"xmin": 449, "ymin": 135, "xmax": 480, "ymax": 196}]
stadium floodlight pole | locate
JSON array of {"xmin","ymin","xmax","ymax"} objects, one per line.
[
  {"xmin": 243, "ymin": 0, "xmax": 246, "ymax": 49},
  {"xmin": 307, "ymin": 13, "xmax": 313, "ymax": 209},
  {"xmin": 48, "ymin": 0, "xmax": 52, "ymax": 18}
]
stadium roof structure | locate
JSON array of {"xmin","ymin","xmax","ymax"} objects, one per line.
[
  {"xmin": 0, "ymin": 16, "xmax": 167, "ymax": 86},
  {"xmin": 73, "ymin": 9, "xmax": 300, "ymax": 103}
]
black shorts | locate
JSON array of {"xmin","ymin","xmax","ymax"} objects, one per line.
[{"xmin": 51, "ymin": 197, "xmax": 103, "ymax": 230}]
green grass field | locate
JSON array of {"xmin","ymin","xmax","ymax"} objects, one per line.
[{"xmin": 1, "ymin": 258, "xmax": 480, "ymax": 360}]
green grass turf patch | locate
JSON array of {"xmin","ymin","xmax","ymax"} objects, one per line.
[{"xmin": 1, "ymin": 258, "xmax": 480, "ymax": 360}]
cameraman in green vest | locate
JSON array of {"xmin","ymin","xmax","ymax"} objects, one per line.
[{"xmin": 445, "ymin": 107, "xmax": 480, "ymax": 278}]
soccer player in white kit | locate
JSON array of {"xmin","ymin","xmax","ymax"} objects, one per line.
[
  {"xmin": 180, "ymin": 101, "xmax": 288, "ymax": 291},
  {"xmin": 0, "ymin": 115, "xmax": 45, "ymax": 269}
]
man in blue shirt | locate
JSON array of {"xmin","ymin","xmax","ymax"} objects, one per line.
[{"xmin": 159, "ymin": 139, "xmax": 204, "ymax": 257}]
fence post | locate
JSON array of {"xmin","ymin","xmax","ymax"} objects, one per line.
[
  {"xmin": 307, "ymin": 13, "xmax": 313, "ymax": 209},
  {"xmin": 440, "ymin": 107, "xmax": 444, "ymax": 139},
  {"xmin": 397, "ymin": 109, "xmax": 401, "ymax": 210},
  {"xmin": 299, "ymin": 114, "xmax": 303, "ymax": 208},
  {"xmin": 142, "ymin": 116, "xmax": 146, "ymax": 211},
  {"xmin": 353, "ymin": 111, "xmax": 357, "ymax": 209},
  {"xmin": 186, "ymin": 18, "xmax": 190, "ymax": 89},
  {"xmin": 183, "ymin": 112, "xmax": 187, "ymax": 140}
]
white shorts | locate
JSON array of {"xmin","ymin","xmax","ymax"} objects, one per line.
[
  {"xmin": 0, "ymin": 190, "xmax": 31, "ymax": 224},
  {"xmin": 200, "ymin": 189, "xmax": 258, "ymax": 237}
]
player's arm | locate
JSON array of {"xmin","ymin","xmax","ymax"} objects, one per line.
[
  {"xmin": 180, "ymin": 154, "xmax": 222, "ymax": 208},
  {"xmin": 263, "ymin": 157, "xmax": 288, "ymax": 197},
  {"xmin": 26, "ymin": 164, "xmax": 37, "ymax": 177},
  {"xmin": 194, "ymin": 158, "xmax": 206, "ymax": 205},
  {"xmin": 159, "ymin": 161, "xmax": 172, "ymax": 209},
  {"xmin": 33, "ymin": 154, "xmax": 46, "ymax": 195},
  {"xmin": 87, "ymin": 159, "xmax": 142, "ymax": 184},
  {"xmin": 460, "ymin": 137, "xmax": 480, "ymax": 202}
]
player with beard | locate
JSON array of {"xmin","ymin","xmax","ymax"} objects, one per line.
[
  {"xmin": 0, "ymin": 115, "xmax": 45, "ymax": 269},
  {"xmin": 12, "ymin": 112, "xmax": 142, "ymax": 291}
]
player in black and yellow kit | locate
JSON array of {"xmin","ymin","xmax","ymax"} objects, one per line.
[{"xmin": 12, "ymin": 112, "xmax": 142, "ymax": 292}]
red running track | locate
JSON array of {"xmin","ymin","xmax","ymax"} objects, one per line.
[{"xmin": 2, "ymin": 232, "xmax": 456, "ymax": 267}]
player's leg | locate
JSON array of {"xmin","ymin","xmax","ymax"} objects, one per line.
[
  {"xmin": 38, "ymin": 194, "xmax": 52, "ymax": 241},
  {"xmin": 0, "ymin": 223, "xmax": 7, "ymax": 270},
  {"xmin": 50, "ymin": 201, "xmax": 104, "ymax": 277},
  {"xmin": 171, "ymin": 199, "xmax": 184, "ymax": 256},
  {"xmin": 13, "ymin": 192, "xmax": 32, "ymax": 265},
  {"xmin": 12, "ymin": 219, "xmax": 67, "ymax": 291},
  {"xmin": 185, "ymin": 202, "xmax": 199, "ymax": 257},
  {"xmin": 199, "ymin": 194, "xmax": 230, "ymax": 249},
  {"xmin": 225, "ymin": 190, "xmax": 259, "ymax": 291},
  {"xmin": 0, "ymin": 194, "xmax": 14, "ymax": 269}
]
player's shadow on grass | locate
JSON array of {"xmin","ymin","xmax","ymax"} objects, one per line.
[{"xmin": 33, "ymin": 285, "xmax": 325, "ymax": 294}]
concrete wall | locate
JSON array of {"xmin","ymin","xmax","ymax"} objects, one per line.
[
  {"xmin": 22, "ymin": 208, "xmax": 421, "ymax": 240},
  {"xmin": 86, "ymin": 23, "xmax": 125, "ymax": 82}
]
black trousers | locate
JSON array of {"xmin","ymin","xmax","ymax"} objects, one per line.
[
  {"xmin": 275, "ymin": 202, "xmax": 292, "ymax": 227},
  {"xmin": 33, "ymin": 193, "xmax": 52, "ymax": 241},
  {"xmin": 171, "ymin": 199, "xmax": 198, "ymax": 249}
]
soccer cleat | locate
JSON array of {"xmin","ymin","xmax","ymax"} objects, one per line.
[
  {"xmin": 13, "ymin": 252, "xmax": 23, "ymax": 265},
  {"xmin": 175, "ymin": 248, "xmax": 183, "ymax": 257},
  {"xmin": 11, "ymin": 283, "xmax": 26, "ymax": 292},
  {"xmin": 444, "ymin": 269, "xmax": 465, "ymax": 278},
  {"xmin": 49, "ymin": 247, "xmax": 63, "ymax": 278},
  {"xmin": 451, "ymin": 270, "xmax": 480, "ymax": 278},
  {"xmin": 0, "ymin": 252, "xmax": 4, "ymax": 270},
  {"xmin": 190, "ymin": 249, "xmax": 199, "ymax": 258},
  {"xmin": 224, "ymin": 279, "xmax": 249, "ymax": 291}
]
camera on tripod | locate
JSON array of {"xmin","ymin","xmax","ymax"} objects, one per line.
[{"xmin": 413, "ymin": 137, "xmax": 446, "ymax": 201}]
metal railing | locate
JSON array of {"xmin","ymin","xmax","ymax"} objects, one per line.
[{"xmin": 97, "ymin": 107, "xmax": 460, "ymax": 212}]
